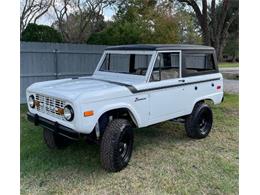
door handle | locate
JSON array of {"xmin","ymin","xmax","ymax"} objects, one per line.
[{"xmin": 178, "ymin": 79, "xmax": 185, "ymax": 83}]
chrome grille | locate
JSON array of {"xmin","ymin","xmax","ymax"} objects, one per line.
[{"xmin": 35, "ymin": 94, "xmax": 65, "ymax": 120}]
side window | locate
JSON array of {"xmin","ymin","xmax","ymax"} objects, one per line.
[
  {"xmin": 183, "ymin": 53, "xmax": 216, "ymax": 76},
  {"xmin": 150, "ymin": 52, "xmax": 180, "ymax": 82}
]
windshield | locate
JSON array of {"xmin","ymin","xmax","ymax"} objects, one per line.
[{"xmin": 99, "ymin": 53, "xmax": 152, "ymax": 76}]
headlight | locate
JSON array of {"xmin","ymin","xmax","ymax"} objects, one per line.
[
  {"xmin": 64, "ymin": 105, "xmax": 74, "ymax": 121},
  {"xmin": 28, "ymin": 95, "xmax": 35, "ymax": 108}
]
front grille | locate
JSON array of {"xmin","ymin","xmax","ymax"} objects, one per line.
[{"xmin": 35, "ymin": 94, "xmax": 65, "ymax": 120}]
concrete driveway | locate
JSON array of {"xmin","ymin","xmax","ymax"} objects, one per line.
[
  {"xmin": 223, "ymin": 79, "xmax": 239, "ymax": 94},
  {"xmin": 220, "ymin": 67, "xmax": 239, "ymax": 94}
]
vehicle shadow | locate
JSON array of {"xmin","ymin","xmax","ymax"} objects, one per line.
[{"xmin": 133, "ymin": 121, "xmax": 191, "ymax": 150}]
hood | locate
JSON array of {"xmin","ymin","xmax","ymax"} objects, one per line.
[{"xmin": 27, "ymin": 77, "xmax": 131, "ymax": 102}]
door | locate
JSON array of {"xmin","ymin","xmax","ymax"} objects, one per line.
[{"xmin": 147, "ymin": 51, "xmax": 187, "ymax": 124}]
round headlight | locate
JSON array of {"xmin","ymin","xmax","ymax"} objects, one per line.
[
  {"xmin": 64, "ymin": 105, "xmax": 74, "ymax": 121},
  {"xmin": 29, "ymin": 95, "xmax": 35, "ymax": 108}
]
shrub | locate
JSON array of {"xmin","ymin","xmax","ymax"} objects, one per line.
[{"xmin": 21, "ymin": 23, "xmax": 63, "ymax": 43}]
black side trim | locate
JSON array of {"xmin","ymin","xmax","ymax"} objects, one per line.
[
  {"xmin": 133, "ymin": 78, "xmax": 221, "ymax": 93},
  {"xmin": 84, "ymin": 77, "xmax": 221, "ymax": 94},
  {"xmin": 182, "ymin": 70, "xmax": 219, "ymax": 77},
  {"xmin": 27, "ymin": 112, "xmax": 80, "ymax": 140}
]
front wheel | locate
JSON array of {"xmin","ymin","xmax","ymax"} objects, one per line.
[
  {"xmin": 185, "ymin": 102, "xmax": 213, "ymax": 139},
  {"xmin": 100, "ymin": 119, "xmax": 133, "ymax": 172}
]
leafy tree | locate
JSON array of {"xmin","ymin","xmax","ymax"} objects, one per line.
[
  {"xmin": 20, "ymin": 0, "xmax": 53, "ymax": 33},
  {"xmin": 21, "ymin": 23, "xmax": 63, "ymax": 42},
  {"xmin": 88, "ymin": 0, "xmax": 181, "ymax": 44},
  {"xmin": 88, "ymin": 22, "xmax": 140, "ymax": 44},
  {"xmin": 175, "ymin": 10, "xmax": 202, "ymax": 44},
  {"xmin": 222, "ymin": 2, "xmax": 239, "ymax": 62},
  {"xmin": 177, "ymin": 0, "xmax": 239, "ymax": 61},
  {"xmin": 223, "ymin": 32, "xmax": 238, "ymax": 62},
  {"xmin": 52, "ymin": 0, "xmax": 111, "ymax": 43}
]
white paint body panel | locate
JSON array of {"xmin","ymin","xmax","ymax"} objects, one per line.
[{"xmin": 26, "ymin": 49, "xmax": 224, "ymax": 134}]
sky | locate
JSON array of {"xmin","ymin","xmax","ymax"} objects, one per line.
[
  {"xmin": 103, "ymin": 7, "xmax": 115, "ymax": 21},
  {"xmin": 37, "ymin": 6, "xmax": 115, "ymax": 26}
]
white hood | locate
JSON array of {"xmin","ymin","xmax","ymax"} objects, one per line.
[{"xmin": 27, "ymin": 77, "xmax": 133, "ymax": 102}]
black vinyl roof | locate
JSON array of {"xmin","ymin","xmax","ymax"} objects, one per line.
[{"xmin": 105, "ymin": 44, "xmax": 214, "ymax": 51}]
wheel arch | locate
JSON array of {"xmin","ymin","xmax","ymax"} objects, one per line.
[
  {"xmin": 96, "ymin": 104, "xmax": 141, "ymax": 128},
  {"xmin": 193, "ymin": 94, "xmax": 221, "ymax": 108},
  {"xmin": 195, "ymin": 98, "xmax": 214, "ymax": 105},
  {"xmin": 190, "ymin": 96, "xmax": 216, "ymax": 114}
]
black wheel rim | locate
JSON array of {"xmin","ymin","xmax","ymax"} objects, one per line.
[
  {"xmin": 198, "ymin": 111, "xmax": 212, "ymax": 135},
  {"xmin": 119, "ymin": 142, "xmax": 128, "ymax": 159},
  {"xmin": 118, "ymin": 127, "xmax": 132, "ymax": 163}
]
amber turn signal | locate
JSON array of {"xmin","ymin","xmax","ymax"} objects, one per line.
[
  {"xmin": 35, "ymin": 100, "xmax": 40, "ymax": 107},
  {"xmin": 84, "ymin": 110, "xmax": 94, "ymax": 117},
  {"xmin": 57, "ymin": 108, "xmax": 64, "ymax": 115}
]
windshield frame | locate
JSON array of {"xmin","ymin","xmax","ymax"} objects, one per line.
[{"xmin": 94, "ymin": 50, "xmax": 157, "ymax": 82}]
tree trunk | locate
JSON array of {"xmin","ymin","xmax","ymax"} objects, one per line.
[
  {"xmin": 201, "ymin": 0, "xmax": 210, "ymax": 45},
  {"xmin": 218, "ymin": 45, "xmax": 224, "ymax": 62}
]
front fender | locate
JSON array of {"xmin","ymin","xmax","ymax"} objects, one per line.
[
  {"xmin": 75, "ymin": 101, "xmax": 143, "ymax": 134},
  {"xmin": 96, "ymin": 103, "xmax": 142, "ymax": 126}
]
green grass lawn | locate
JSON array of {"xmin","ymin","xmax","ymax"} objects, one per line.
[
  {"xmin": 219, "ymin": 62, "xmax": 239, "ymax": 68},
  {"xmin": 21, "ymin": 94, "xmax": 238, "ymax": 195}
]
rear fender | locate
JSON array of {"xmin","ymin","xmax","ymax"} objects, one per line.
[{"xmin": 190, "ymin": 92, "xmax": 224, "ymax": 114}]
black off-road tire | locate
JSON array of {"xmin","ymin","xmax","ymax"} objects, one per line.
[
  {"xmin": 185, "ymin": 102, "xmax": 213, "ymax": 139},
  {"xmin": 43, "ymin": 128, "xmax": 72, "ymax": 149},
  {"xmin": 100, "ymin": 119, "xmax": 133, "ymax": 172}
]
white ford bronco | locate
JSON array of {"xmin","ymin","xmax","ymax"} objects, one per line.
[{"xmin": 27, "ymin": 44, "xmax": 224, "ymax": 172}]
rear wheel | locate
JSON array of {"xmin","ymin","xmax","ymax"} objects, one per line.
[
  {"xmin": 100, "ymin": 119, "xmax": 133, "ymax": 172},
  {"xmin": 185, "ymin": 102, "xmax": 213, "ymax": 139},
  {"xmin": 43, "ymin": 128, "xmax": 72, "ymax": 149}
]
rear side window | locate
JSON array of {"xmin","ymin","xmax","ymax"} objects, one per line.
[{"xmin": 182, "ymin": 53, "xmax": 217, "ymax": 76}]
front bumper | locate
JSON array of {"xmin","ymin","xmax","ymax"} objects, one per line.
[{"xmin": 27, "ymin": 112, "xmax": 80, "ymax": 140}]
